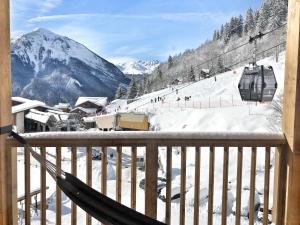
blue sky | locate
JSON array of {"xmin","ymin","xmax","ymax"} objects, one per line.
[{"xmin": 11, "ymin": 0, "xmax": 263, "ymax": 63}]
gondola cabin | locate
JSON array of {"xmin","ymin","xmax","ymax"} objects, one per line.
[{"xmin": 238, "ymin": 65, "xmax": 277, "ymax": 102}]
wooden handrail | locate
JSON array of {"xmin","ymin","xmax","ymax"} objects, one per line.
[{"xmin": 7, "ymin": 131, "xmax": 286, "ymax": 147}]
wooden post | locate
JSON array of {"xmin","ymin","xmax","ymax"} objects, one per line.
[
  {"xmin": 282, "ymin": 0, "xmax": 300, "ymax": 224},
  {"xmin": 0, "ymin": 0, "xmax": 14, "ymax": 225},
  {"xmin": 145, "ymin": 143, "xmax": 158, "ymax": 219}
]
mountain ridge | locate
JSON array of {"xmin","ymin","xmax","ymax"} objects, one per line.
[{"xmin": 11, "ymin": 28, "xmax": 130, "ymax": 106}]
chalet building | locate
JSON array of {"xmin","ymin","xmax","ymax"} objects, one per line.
[
  {"xmin": 70, "ymin": 107, "xmax": 97, "ymax": 117},
  {"xmin": 71, "ymin": 97, "xmax": 108, "ymax": 117},
  {"xmin": 12, "ymin": 97, "xmax": 49, "ymax": 133},
  {"xmin": 25, "ymin": 109, "xmax": 57, "ymax": 132},
  {"xmin": 75, "ymin": 97, "xmax": 108, "ymax": 110},
  {"xmin": 12, "ymin": 97, "xmax": 73, "ymax": 133},
  {"xmin": 54, "ymin": 103, "xmax": 72, "ymax": 112},
  {"xmin": 83, "ymin": 116, "xmax": 97, "ymax": 129},
  {"xmin": 200, "ymin": 69, "xmax": 210, "ymax": 78}
]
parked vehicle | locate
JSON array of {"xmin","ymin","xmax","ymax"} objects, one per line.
[{"xmin": 95, "ymin": 112, "xmax": 150, "ymax": 131}]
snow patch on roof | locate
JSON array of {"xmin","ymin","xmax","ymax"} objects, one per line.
[
  {"xmin": 75, "ymin": 97, "xmax": 108, "ymax": 107},
  {"xmin": 12, "ymin": 100, "xmax": 46, "ymax": 114}
]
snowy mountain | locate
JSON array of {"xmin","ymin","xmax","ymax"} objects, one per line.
[
  {"xmin": 11, "ymin": 28, "xmax": 130, "ymax": 105},
  {"xmin": 116, "ymin": 59, "xmax": 160, "ymax": 75}
]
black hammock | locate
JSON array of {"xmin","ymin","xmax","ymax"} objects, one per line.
[{"xmin": 10, "ymin": 131, "xmax": 166, "ymax": 225}]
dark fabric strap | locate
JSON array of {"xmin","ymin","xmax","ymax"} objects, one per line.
[
  {"xmin": 10, "ymin": 131, "xmax": 28, "ymax": 145},
  {"xmin": 0, "ymin": 125, "xmax": 12, "ymax": 135}
]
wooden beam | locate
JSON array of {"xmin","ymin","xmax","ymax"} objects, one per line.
[
  {"xmin": 0, "ymin": 0, "xmax": 13, "ymax": 224},
  {"xmin": 145, "ymin": 143, "xmax": 158, "ymax": 219},
  {"xmin": 283, "ymin": 0, "xmax": 300, "ymax": 224}
]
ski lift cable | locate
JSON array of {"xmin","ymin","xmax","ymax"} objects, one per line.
[
  {"xmin": 192, "ymin": 23, "xmax": 287, "ymax": 72},
  {"xmin": 133, "ymin": 24, "xmax": 287, "ymax": 110}
]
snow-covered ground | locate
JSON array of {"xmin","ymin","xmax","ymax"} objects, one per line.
[{"xmin": 18, "ymin": 52, "xmax": 285, "ymax": 225}]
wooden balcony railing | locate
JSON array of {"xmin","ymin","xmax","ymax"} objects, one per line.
[{"xmin": 7, "ymin": 131, "xmax": 287, "ymax": 225}]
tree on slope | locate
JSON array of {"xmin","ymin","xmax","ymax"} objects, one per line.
[
  {"xmin": 168, "ymin": 55, "xmax": 173, "ymax": 68},
  {"xmin": 127, "ymin": 80, "xmax": 138, "ymax": 99},
  {"xmin": 268, "ymin": 0, "xmax": 288, "ymax": 29},
  {"xmin": 115, "ymin": 84, "xmax": 127, "ymax": 99},
  {"xmin": 188, "ymin": 66, "xmax": 196, "ymax": 82},
  {"xmin": 244, "ymin": 8, "xmax": 255, "ymax": 34},
  {"xmin": 223, "ymin": 22, "xmax": 231, "ymax": 44},
  {"xmin": 257, "ymin": 1, "xmax": 272, "ymax": 31}
]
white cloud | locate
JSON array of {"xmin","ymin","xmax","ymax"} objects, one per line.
[
  {"xmin": 11, "ymin": 0, "xmax": 63, "ymax": 18},
  {"xmin": 40, "ymin": 0, "xmax": 63, "ymax": 13},
  {"xmin": 28, "ymin": 11, "xmax": 232, "ymax": 23}
]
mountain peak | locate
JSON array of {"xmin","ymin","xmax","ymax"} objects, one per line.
[
  {"xmin": 11, "ymin": 29, "xmax": 129, "ymax": 105},
  {"xmin": 116, "ymin": 59, "xmax": 160, "ymax": 75}
]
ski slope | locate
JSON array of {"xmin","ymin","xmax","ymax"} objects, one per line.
[{"xmin": 124, "ymin": 52, "xmax": 285, "ymax": 133}]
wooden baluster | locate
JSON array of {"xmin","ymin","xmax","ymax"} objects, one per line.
[
  {"xmin": 86, "ymin": 147, "xmax": 92, "ymax": 225},
  {"xmin": 235, "ymin": 147, "xmax": 243, "ymax": 225},
  {"xmin": 180, "ymin": 147, "xmax": 186, "ymax": 225},
  {"xmin": 56, "ymin": 148, "xmax": 61, "ymax": 225},
  {"xmin": 116, "ymin": 146, "xmax": 122, "ymax": 203},
  {"xmin": 208, "ymin": 146, "xmax": 215, "ymax": 225},
  {"xmin": 101, "ymin": 147, "xmax": 107, "ymax": 195},
  {"xmin": 249, "ymin": 147, "xmax": 257, "ymax": 225},
  {"xmin": 166, "ymin": 146, "xmax": 172, "ymax": 225},
  {"xmin": 25, "ymin": 147, "xmax": 31, "ymax": 225},
  {"xmin": 145, "ymin": 143, "xmax": 158, "ymax": 219},
  {"xmin": 71, "ymin": 147, "xmax": 77, "ymax": 225},
  {"xmin": 131, "ymin": 146, "xmax": 137, "ymax": 209},
  {"xmin": 6, "ymin": 145, "xmax": 17, "ymax": 225},
  {"xmin": 193, "ymin": 147, "xmax": 201, "ymax": 225},
  {"xmin": 273, "ymin": 146, "xmax": 287, "ymax": 225},
  {"xmin": 222, "ymin": 147, "xmax": 229, "ymax": 225},
  {"xmin": 40, "ymin": 147, "xmax": 46, "ymax": 225},
  {"xmin": 263, "ymin": 147, "xmax": 271, "ymax": 225}
]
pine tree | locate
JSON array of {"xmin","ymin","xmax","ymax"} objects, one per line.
[
  {"xmin": 223, "ymin": 22, "xmax": 231, "ymax": 44},
  {"xmin": 244, "ymin": 8, "xmax": 255, "ymax": 34},
  {"xmin": 220, "ymin": 24, "xmax": 224, "ymax": 39},
  {"xmin": 269, "ymin": 0, "xmax": 288, "ymax": 29},
  {"xmin": 115, "ymin": 84, "xmax": 127, "ymax": 99},
  {"xmin": 127, "ymin": 80, "xmax": 138, "ymax": 99},
  {"xmin": 157, "ymin": 68, "xmax": 163, "ymax": 80},
  {"xmin": 257, "ymin": 2, "xmax": 271, "ymax": 31},
  {"xmin": 168, "ymin": 55, "xmax": 173, "ymax": 68},
  {"xmin": 213, "ymin": 30, "xmax": 217, "ymax": 41},
  {"xmin": 237, "ymin": 15, "xmax": 244, "ymax": 37},
  {"xmin": 217, "ymin": 57, "xmax": 224, "ymax": 73},
  {"xmin": 254, "ymin": 9, "xmax": 260, "ymax": 27},
  {"xmin": 136, "ymin": 84, "xmax": 144, "ymax": 97},
  {"xmin": 188, "ymin": 66, "xmax": 195, "ymax": 82}
]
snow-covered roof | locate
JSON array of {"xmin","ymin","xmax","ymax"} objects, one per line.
[
  {"xmin": 75, "ymin": 97, "xmax": 108, "ymax": 107},
  {"xmin": 201, "ymin": 69, "xmax": 210, "ymax": 73},
  {"xmin": 25, "ymin": 109, "xmax": 57, "ymax": 124},
  {"xmin": 54, "ymin": 103, "xmax": 71, "ymax": 109},
  {"xmin": 83, "ymin": 117, "xmax": 97, "ymax": 123},
  {"xmin": 12, "ymin": 100, "xmax": 46, "ymax": 114},
  {"xmin": 47, "ymin": 110, "xmax": 70, "ymax": 121},
  {"xmin": 70, "ymin": 107, "xmax": 97, "ymax": 114},
  {"xmin": 12, "ymin": 96, "xmax": 32, "ymax": 104}
]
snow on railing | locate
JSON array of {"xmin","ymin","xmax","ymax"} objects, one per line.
[{"xmin": 13, "ymin": 131, "xmax": 285, "ymax": 141}]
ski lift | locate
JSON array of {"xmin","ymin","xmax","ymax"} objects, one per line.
[{"xmin": 238, "ymin": 65, "xmax": 277, "ymax": 102}]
